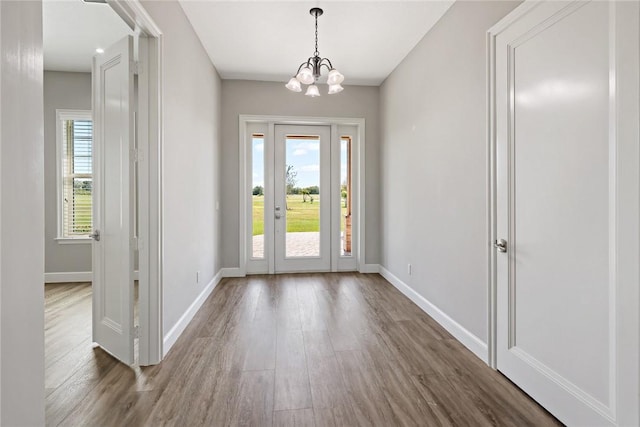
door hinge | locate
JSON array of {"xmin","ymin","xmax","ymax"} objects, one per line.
[
  {"xmin": 131, "ymin": 148, "xmax": 144, "ymax": 163},
  {"xmin": 132, "ymin": 61, "xmax": 142, "ymax": 75},
  {"xmin": 134, "ymin": 325, "xmax": 140, "ymax": 338},
  {"xmin": 131, "ymin": 236, "xmax": 139, "ymax": 251}
]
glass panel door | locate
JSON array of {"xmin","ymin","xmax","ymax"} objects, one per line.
[{"xmin": 274, "ymin": 125, "xmax": 331, "ymax": 272}]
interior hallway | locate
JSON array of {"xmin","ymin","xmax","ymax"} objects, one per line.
[{"xmin": 45, "ymin": 273, "xmax": 560, "ymax": 426}]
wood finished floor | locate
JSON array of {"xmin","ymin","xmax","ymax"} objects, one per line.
[{"xmin": 45, "ymin": 273, "xmax": 561, "ymax": 426}]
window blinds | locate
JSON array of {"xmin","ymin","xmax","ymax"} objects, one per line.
[{"xmin": 62, "ymin": 118, "xmax": 93, "ymax": 237}]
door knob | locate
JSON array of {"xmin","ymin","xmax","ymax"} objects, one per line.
[
  {"xmin": 494, "ymin": 238, "xmax": 507, "ymax": 253},
  {"xmin": 89, "ymin": 230, "xmax": 101, "ymax": 241}
]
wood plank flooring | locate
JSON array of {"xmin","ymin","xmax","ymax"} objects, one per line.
[{"xmin": 45, "ymin": 273, "xmax": 562, "ymax": 426}]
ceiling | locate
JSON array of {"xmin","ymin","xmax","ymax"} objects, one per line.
[
  {"xmin": 179, "ymin": 1, "xmax": 454, "ymax": 86},
  {"xmin": 43, "ymin": 0, "xmax": 132, "ymax": 72},
  {"xmin": 42, "ymin": 0, "xmax": 454, "ymax": 85}
]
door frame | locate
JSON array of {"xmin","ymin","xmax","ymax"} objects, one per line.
[
  {"xmin": 239, "ymin": 115, "xmax": 366, "ymax": 275},
  {"xmin": 486, "ymin": 1, "xmax": 640, "ymax": 425},
  {"xmin": 108, "ymin": 0, "xmax": 163, "ymax": 365}
]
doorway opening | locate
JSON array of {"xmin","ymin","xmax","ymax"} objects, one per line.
[{"xmin": 43, "ymin": 2, "xmax": 163, "ymax": 412}]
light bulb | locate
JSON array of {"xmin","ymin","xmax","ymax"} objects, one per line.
[
  {"xmin": 328, "ymin": 84, "xmax": 343, "ymax": 95},
  {"xmin": 305, "ymin": 84, "xmax": 321, "ymax": 97},
  {"xmin": 327, "ymin": 68, "xmax": 344, "ymax": 85},
  {"xmin": 285, "ymin": 77, "xmax": 302, "ymax": 92},
  {"xmin": 296, "ymin": 66, "xmax": 315, "ymax": 85}
]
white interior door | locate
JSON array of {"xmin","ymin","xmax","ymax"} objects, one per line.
[
  {"xmin": 494, "ymin": 1, "xmax": 640, "ymax": 425},
  {"xmin": 91, "ymin": 35, "xmax": 135, "ymax": 365},
  {"xmin": 274, "ymin": 125, "xmax": 331, "ymax": 272}
]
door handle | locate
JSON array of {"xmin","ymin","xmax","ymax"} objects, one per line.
[
  {"xmin": 494, "ymin": 238, "xmax": 507, "ymax": 253},
  {"xmin": 89, "ymin": 230, "xmax": 101, "ymax": 241},
  {"xmin": 275, "ymin": 206, "xmax": 282, "ymax": 219}
]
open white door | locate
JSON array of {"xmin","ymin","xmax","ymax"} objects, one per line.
[{"xmin": 91, "ymin": 35, "xmax": 135, "ymax": 365}]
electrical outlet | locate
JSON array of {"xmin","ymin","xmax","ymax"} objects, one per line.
[
  {"xmin": 408, "ymin": 264, "xmax": 412, "ymax": 275},
  {"xmin": 196, "ymin": 271, "xmax": 200, "ymax": 283}
]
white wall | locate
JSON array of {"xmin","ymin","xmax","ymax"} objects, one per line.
[
  {"xmin": 43, "ymin": 71, "xmax": 92, "ymax": 275},
  {"xmin": 0, "ymin": 0, "xmax": 45, "ymax": 424},
  {"xmin": 380, "ymin": 1, "xmax": 520, "ymax": 352},
  {"xmin": 220, "ymin": 80, "xmax": 380, "ymax": 268},
  {"xmin": 140, "ymin": 0, "xmax": 222, "ymax": 339}
]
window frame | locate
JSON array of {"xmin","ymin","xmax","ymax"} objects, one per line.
[{"xmin": 55, "ymin": 109, "xmax": 93, "ymax": 244}]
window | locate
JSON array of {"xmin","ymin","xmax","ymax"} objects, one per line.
[{"xmin": 56, "ymin": 110, "xmax": 93, "ymax": 242}]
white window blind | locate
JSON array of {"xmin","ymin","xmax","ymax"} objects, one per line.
[{"xmin": 57, "ymin": 110, "xmax": 93, "ymax": 239}]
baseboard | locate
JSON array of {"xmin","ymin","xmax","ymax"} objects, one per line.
[
  {"xmin": 44, "ymin": 270, "xmax": 140, "ymax": 283},
  {"xmin": 220, "ymin": 267, "xmax": 245, "ymax": 278},
  {"xmin": 379, "ymin": 265, "xmax": 488, "ymax": 363},
  {"xmin": 359, "ymin": 263, "xmax": 380, "ymax": 274},
  {"xmin": 163, "ymin": 271, "xmax": 223, "ymax": 357},
  {"xmin": 44, "ymin": 271, "xmax": 92, "ymax": 283}
]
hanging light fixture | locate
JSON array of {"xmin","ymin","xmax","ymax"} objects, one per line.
[{"xmin": 285, "ymin": 7, "xmax": 344, "ymax": 97}]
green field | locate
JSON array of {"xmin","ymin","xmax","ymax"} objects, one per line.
[
  {"xmin": 252, "ymin": 194, "xmax": 347, "ymax": 236},
  {"xmin": 72, "ymin": 193, "xmax": 92, "ymax": 234}
]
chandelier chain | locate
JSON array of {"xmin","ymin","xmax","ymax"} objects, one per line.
[{"xmin": 314, "ymin": 12, "xmax": 319, "ymax": 57}]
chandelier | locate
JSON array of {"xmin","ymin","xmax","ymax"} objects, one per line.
[{"xmin": 285, "ymin": 7, "xmax": 344, "ymax": 97}]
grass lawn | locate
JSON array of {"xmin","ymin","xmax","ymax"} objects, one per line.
[
  {"xmin": 252, "ymin": 194, "xmax": 347, "ymax": 236},
  {"xmin": 72, "ymin": 193, "xmax": 92, "ymax": 234}
]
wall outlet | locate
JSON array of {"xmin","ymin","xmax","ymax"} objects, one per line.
[
  {"xmin": 196, "ymin": 271, "xmax": 200, "ymax": 283},
  {"xmin": 408, "ymin": 264, "xmax": 412, "ymax": 275}
]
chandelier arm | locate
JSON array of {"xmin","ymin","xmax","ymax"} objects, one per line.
[
  {"xmin": 320, "ymin": 58, "xmax": 334, "ymax": 69},
  {"xmin": 294, "ymin": 60, "xmax": 312, "ymax": 75}
]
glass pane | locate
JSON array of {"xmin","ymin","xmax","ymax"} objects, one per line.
[
  {"xmin": 63, "ymin": 118, "xmax": 93, "ymax": 237},
  {"xmin": 341, "ymin": 138, "xmax": 352, "ymax": 256},
  {"xmin": 72, "ymin": 177, "xmax": 92, "ymax": 234},
  {"xmin": 285, "ymin": 136, "xmax": 320, "ymax": 257},
  {"xmin": 252, "ymin": 135, "xmax": 265, "ymax": 259},
  {"xmin": 72, "ymin": 120, "xmax": 92, "ymax": 174}
]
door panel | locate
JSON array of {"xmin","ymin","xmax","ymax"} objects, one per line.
[
  {"xmin": 274, "ymin": 125, "xmax": 331, "ymax": 272},
  {"xmin": 495, "ymin": 1, "xmax": 624, "ymax": 425},
  {"xmin": 92, "ymin": 35, "xmax": 135, "ymax": 365}
]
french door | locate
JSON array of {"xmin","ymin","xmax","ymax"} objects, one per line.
[{"xmin": 246, "ymin": 121, "xmax": 358, "ymax": 274}]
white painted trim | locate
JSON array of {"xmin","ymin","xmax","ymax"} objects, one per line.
[
  {"xmin": 0, "ymin": 3, "xmax": 3, "ymax": 418},
  {"xmin": 220, "ymin": 267, "xmax": 244, "ymax": 278},
  {"xmin": 238, "ymin": 115, "xmax": 366, "ymax": 275},
  {"xmin": 163, "ymin": 272, "xmax": 221, "ymax": 357},
  {"xmin": 379, "ymin": 266, "xmax": 488, "ymax": 363},
  {"xmin": 486, "ymin": 19, "xmax": 498, "ymax": 371},
  {"xmin": 44, "ymin": 271, "xmax": 91, "ymax": 283},
  {"xmin": 55, "ymin": 237, "xmax": 91, "ymax": 245},
  {"xmin": 359, "ymin": 264, "xmax": 379, "ymax": 274},
  {"xmin": 44, "ymin": 270, "xmax": 140, "ymax": 283}
]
